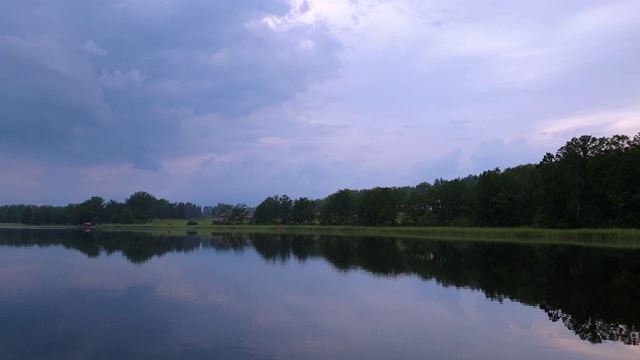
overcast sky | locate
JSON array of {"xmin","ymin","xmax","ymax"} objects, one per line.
[{"xmin": 1, "ymin": 0, "xmax": 639, "ymax": 206}]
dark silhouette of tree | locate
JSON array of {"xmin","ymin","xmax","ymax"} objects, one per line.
[
  {"xmin": 278, "ymin": 195, "xmax": 293, "ymax": 225},
  {"xmin": 319, "ymin": 189, "xmax": 359, "ymax": 225},
  {"xmin": 357, "ymin": 187, "xmax": 404, "ymax": 226},
  {"xmin": 125, "ymin": 191, "xmax": 157, "ymax": 223},
  {"xmin": 253, "ymin": 195, "xmax": 282, "ymax": 224},
  {"xmin": 292, "ymin": 197, "xmax": 316, "ymax": 224}
]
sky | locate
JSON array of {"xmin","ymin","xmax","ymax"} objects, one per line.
[{"xmin": 1, "ymin": 0, "xmax": 639, "ymax": 206}]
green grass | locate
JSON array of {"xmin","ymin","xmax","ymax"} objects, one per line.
[
  {"xmin": 5, "ymin": 220, "xmax": 640, "ymax": 247},
  {"xmin": 0, "ymin": 223, "xmax": 69, "ymax": 228},
  {"xmin": 91, "ymin": 220, "xmax": 640, "ymax": 247}
]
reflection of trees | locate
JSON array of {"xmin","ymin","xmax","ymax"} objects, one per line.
[
  {"xmin": 0, "ymin": 229, "xmax": 248, "ymax": 263},
  {"xmin": 544, "ymin": 307, "xmax": 639, "ymax": 345},
  {"xmin": 252, "ymin": 234, "xmax": 321, "ymax": 263},
  {"xmin": 2, "ymin": 229, "xmax": 638, "ymax": 345},
  {"xmin": 248, "ymin": 234, "xmax": 640, "ymax": 346}
]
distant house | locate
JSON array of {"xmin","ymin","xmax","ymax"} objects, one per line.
[{"xmin": 211, "ymin": 213, "xmax": 227, "ymax": 223}]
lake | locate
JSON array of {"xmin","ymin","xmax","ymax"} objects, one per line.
[{"xmin": 0, "ymin": 228, "xmax": 638, "ymax": 359}]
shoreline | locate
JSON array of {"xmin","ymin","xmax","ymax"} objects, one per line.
[{"xmin": 3, "ymin": 222, "xmax": 639, "ymax": 247}]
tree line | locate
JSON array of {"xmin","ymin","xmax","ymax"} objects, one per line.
[
  {"xmin": 0, "ymin": 191, "xmax": 204, "ymax": 225},
  {"xmin": 253, "ymin": 133, "xmax": 640, "ymax": 228},
  {"xmin": 1, "ymin": 133, "xmax": 638, "ymax": 228}
]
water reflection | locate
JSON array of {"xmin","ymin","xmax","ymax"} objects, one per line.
[{"xmin": 0, "ymin": 228, "xmax": 639, "ymax": 359}]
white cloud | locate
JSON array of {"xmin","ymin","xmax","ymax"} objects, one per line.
[
  {"xmin": 533, "ymin": 107, "xmax": 640, "ymax": 147},
  {"xmin": 561, "ymin": 1, "xmax": 640, "ymax": 42},
  {"xmin": 83, "ymin": 40, "xmax": 108, "ymax": 56}
]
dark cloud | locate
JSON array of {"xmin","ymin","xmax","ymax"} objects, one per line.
[
  {"xmin": 0, "ymin": 0, "xmax": 342, "ymax": 170},
  {"xmin": 2, "ymin": 0, "xmax": 639, "ymax": 205}
]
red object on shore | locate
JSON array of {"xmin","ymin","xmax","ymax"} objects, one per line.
[{"xmin": 82, "ymin": 222, "xmax": 92, "ymax": 227}]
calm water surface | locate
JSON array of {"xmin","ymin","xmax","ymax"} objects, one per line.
[{"xmin": 0, "ymin": 228, "xmax": 638, "ymax": 359}]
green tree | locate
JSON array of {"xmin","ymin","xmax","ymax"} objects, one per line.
[
  {"xmin": 32, "ymin": 205, "xmax": 58, "ymax": 225},
  {"xmin": 279, "ymin": 195, "xmax": 293, "ymax": 225},
  {"xmin": 357, "ymin": 187, "xmax": 404, "ymax": 226},
  {"xmin": 253, "ymin": 195, "xmax": 282, "ymax": 224},
  {"xmin": 320, "ymin": 189, "xmax": 358, "ymax": 225},
  {"xmin": 530, "ymin": 133, "xmax": 640, "ymax": 228},
  {"xmin": 155, "ymin": 198, "xmax": 173, "ymax": 219},
  {"xmin": 125, "ymin": 191, "xmax": 157, "ymax": 223},
  {"xmin": 402, "ymin": 190, "xmax": 430, "ymax": 226},
  {"xmin": 227, "ymin": 203, "xmax": 248, "ymax": 224},
  {"xmin": 292, "ymin": 197, "xmax": 316, "ymax": 224},
  {"xmin": 209, "ymin": 203, "xmax": 234, "ymax": 218},
  {"xmin": 0, "ymin": 205, "xmax": 25, "ymax": 223},
  {"xmin": 473, "ymin": 166, "xmax": 535, "ymax": 227},
  {"xmin": 120, "ymin": 208, "xmax": 135, "ymax": 224},
  {"xmin": 425, "ymin": 177, "xmax": 475, "ymax": 226},
  {"xmin": 67, "ymin": 196, "xmax": 105, "ymax": 224},
  {"xmin": 415, "ymin": 182, "xmax": 431, "ymax": 194},
  {"xmin": 21, "ymin": 206, "xmax": 35, "ymax": 225}
]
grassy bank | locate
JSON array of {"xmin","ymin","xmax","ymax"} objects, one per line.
[
  {"xmin": 4, "ymin": 220, "xmax": 639, "ymax": 246},
  {"xmin": 89, "ymin": 220, "xmax": 640, "ymax": 246}
]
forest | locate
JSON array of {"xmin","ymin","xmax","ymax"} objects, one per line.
[
  {"xmin": 253, "ymin": 133, "xmax": 640, "ymax": 228},
  {"xmin": 1, "ymin": 133, "xmax": 638, "ymax": 229}
]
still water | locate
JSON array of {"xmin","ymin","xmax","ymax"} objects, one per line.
[{"xmin": 0, "ymin": 228, "xmax": 638, "ymax": 359}]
